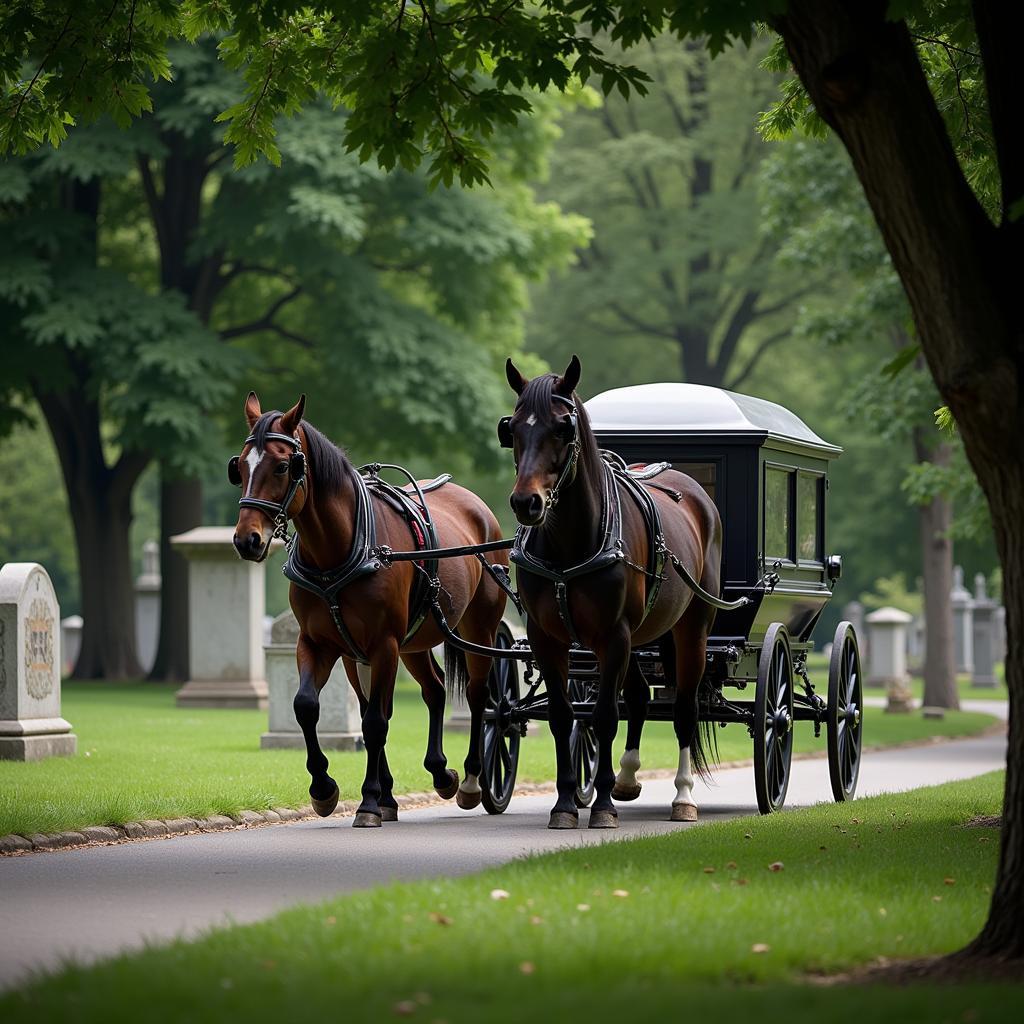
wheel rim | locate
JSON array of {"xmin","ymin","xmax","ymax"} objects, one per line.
[
  {"xmin": 829, "ymin": 630, "xmax": 863, "ymax": 799},
  {"xmin": 481, "ymin": 627, "xmax": 520, "ymax": 811},
  {"xmin": 755, "ymin": 626, "xmax": 793, "ymax": 814},
  {"xmin": 569, "ymin": 679, "xmax": 597, "ymax": 806}
]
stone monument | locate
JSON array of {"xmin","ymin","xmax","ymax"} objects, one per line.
[
  {"xmin": 261, "ymin": 609, "xmax": 363, "ymax": 750},
  {"xmin": 971, "ymin": 573, "xmax": 998, "ymax": 688},
  {"xmin": 134, "ymin": 539, "xmax": 161, "ymax": 675},
  {"xmin": 60, "ymin": 614, "xmax": 82, "ymax": 676},
  {"xmin": 866, "ymin": 605, "xmax": 914, "ymax": 713},
  {"xmin": 950, "ymin": 565, "xmax": 974, "ymax": 675},
  {"xmin": 842, "ymin": 600, "xmax": 867, "ymax": 660},
  {"xmin": 0, "ymin": 563, "xmax": 77, "ymax": 760},
  {"xmin": 171, "ymin": 527, "xmax": 282, "ymax": 709}
]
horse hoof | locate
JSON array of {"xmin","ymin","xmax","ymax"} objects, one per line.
[
  {"xmin": 456, "ymin": 788, "xmax": 481, "ymax": 810},
  {"xmin": 670, "ymin": 803, "xmax": 698, "ymax": 822},
  {"xmin": 380, "ymin": 806, "xmax": 399, "ymax": 822},
  {"xmin": 310, "ymin": 784, "xmax": 340, "ymax": 818},
  {"xmin": 612, "ymin": 782, "xmax": 642, "ymax": 802},
  {"xmin": 352, "ymin": 811, "xmax": 382, "ymax": 828},
  {"xmin": 589, "ymin": 809, "xmax": 619, "ymax": 830},
  {"xmin": 435, "ymin": 769, "xmax": 460, "ymax": 800},
  {"xmin": 548, "ymin": 811, "xmax": 579, "ymax": 830}
]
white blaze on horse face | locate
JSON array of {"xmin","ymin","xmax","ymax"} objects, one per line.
[
  {"xmin": 243, "ymin": 447, "xmax": 264, "ymax": 498},
  {"xmin": 460, "ymin": 773, "xmax": 481, "ymax": 795},
  {"xmin": 673, "ymin": 747, "xmax": 697, "ymax": 810},
  {"xmin": 615, "ymin": 748, "xmax": 641, "ymax": 789},
  {"xmin": 526, "ymin": 413, "xmax": 537, "ymax": 426},
  {"xmin": 356, "ymin": 662, "xmax": 372, "ymax": 700}
]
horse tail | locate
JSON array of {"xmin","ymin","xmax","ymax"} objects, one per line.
[{"xmin": 443, "ymin": 641, "xmax": 470, "ymax": 703}]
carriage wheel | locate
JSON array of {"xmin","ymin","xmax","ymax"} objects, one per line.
[
  {"xmin": 480, "ymin": 622, "xmax": 521, "ymax": 815},
  {"xmin": 569, "ymin": 679, "xmax": 598, "ymax": 807},
  {"xmin": 753, "ymin": 623, "xmax": 795, "ymax": 815},
  {"xmin": 827, "ymin": 622, "xmax": 863, "ymax": 803}
]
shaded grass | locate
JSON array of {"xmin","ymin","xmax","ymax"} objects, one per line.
[
  {"xmin": 0, "ymin": 680, "xmax": 997, "ymax": 837},
  {"xmin": 0, "ymin": 773, "xmax": 1011, "ymax": 1024}
]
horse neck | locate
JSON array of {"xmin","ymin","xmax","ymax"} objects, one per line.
[
  {"xmin": 291, "ymin": 464, "xmax": 358, "ymax": 570},
  {"xmin": 536, "ymin": 451, "xmax": 605, "ymax": 565}
]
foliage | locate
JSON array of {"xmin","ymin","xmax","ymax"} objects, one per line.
[
  {"xmin": 860, "ymin": 573, "xmax": 922, "ymax": 617},
  {"xmin": 0, "ymin": 773, "xmax": 1009, "ymax": 1020}
]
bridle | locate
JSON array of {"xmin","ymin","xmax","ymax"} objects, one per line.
[
  {"xmin": 228, "ymin": 430, "xmax": 306, "ymax": 547},
  {"xmin": 498, "ymin": 393, "xmax": 580, "ymax": 511}
]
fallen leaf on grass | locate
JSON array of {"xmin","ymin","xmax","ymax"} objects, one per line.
[
  {"xmin": 703, "ymin": 866, "xmax": 715, "ymax": 874},
  {"xmin": 612, "ymin": 889, "xmax": 629, "ymax": 898},
  {"xmin": 490, "ymin": 889, "xmax": 510, "ymax": 901},
  {"xmin": 577, "ymin": 903, "xmax": 591, "ymax": 912},
  {"xmin": 393, "ymin": 1001, "xmax": 417, "ymax": 1016},
  {"xmin": 932, "ymin": 895, "xmax": 943, "ymax": 902},
  {"xmin": 743, "ymin": 832, "xmax": 753, "ymax": 840},
  {"xmin": 530, "ymin": 916, "xmax": 543, "ymax": 925},
  {"xmin": 429, "ymin": 912, "xmax": 452, "ymax": 926},
  {"xmin": 751, "ymin": 944, "xmax": 770, "ymax": 954},
  {"xmin": 734, "ymin": 878, "xmax": 749, "ymax": 887},
  {"xmin": 519, "ymin": 962, "xmax": 536, "ymax": 975},
  {"xmin": 325, "ymin": 916, "xmax": 337, "ymax": 926},
  {"xmin": 768, "ymin": 861, "xmax": 784, "ymax": 872},
  {"xmin": 878, "ymin": 908, "xmax": 887, "ymax": 917},
  {"xmin": 726, "ymin": 861, "xmax": 737, "ymax": 870},
  {"xmin": 944, "ymin": 877, "xmax": 956, "ymax": 886}
]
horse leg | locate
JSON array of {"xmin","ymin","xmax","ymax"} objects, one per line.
[
  {"xmin": 531, "ymin": 631, "xmax": 576, "ymax": 829},
  {"xmin": 344, "ymin": 657, "xmax": 400, "ymax": 822},
  {"xmin": 670, "ymin": 610, "xmax": 712, "ymax": 823},
  {"xmin": 293, "ymin": 636, "xmax": 342, "ymax": 817},
  {"xmin": 402, "ymin": 651, "xmax": 459, "ymax": 798},
  {"xmin": 589, "ymin": 624, "xmax": 630, "ymax": 829},
  {"xmin": 353, "ymin": 640, "xmax": 400, "ymax": 828},
  {"xmin": 612, "ymin": 655, "xmax": 648, "ymax": 802}
]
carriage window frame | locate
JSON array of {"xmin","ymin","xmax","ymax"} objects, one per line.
[
  {"xmin": 797, "ymin": 470, "xmax": 825, "ymax": 567},
  {"xmin": 763, "ymin": 462, "xmax": 796, "ymax": 566}
]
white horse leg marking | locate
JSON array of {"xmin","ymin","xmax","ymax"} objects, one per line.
[
  {"xmin": 673, "ymin": 747, "xmax": 697, "ymax": 810},
  {"xmin": 615, "ymin": 748, "xmax": 641, "ymax": 789},
  {"xmin": 356, "ymin": 663, "xmax": 372, "ymax": 701},
  {"xmin": 460, "ymin": 773, "xmax": 481, "ymax": 795},
  {"xmin": 243, "ymin": 447, "xmax": 264, "ymax": 498}
]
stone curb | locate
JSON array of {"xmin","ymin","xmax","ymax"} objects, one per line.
[{"xmin": 0, "ymin": 722, "xmax": 1005, "ymax": 858}]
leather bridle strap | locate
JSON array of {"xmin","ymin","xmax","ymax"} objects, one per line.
[
  {"xmin": 545, "ymin": 394, "xmax": 580, "ymax": 511},
  {"xmin": 237, "ymin": 431, "xmax": 305, "ymax": 542}
]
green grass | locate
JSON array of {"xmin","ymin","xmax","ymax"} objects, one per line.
[
  {"xmin": 1, "ymin": 773, "xmax": 1013, "ymax": 1024},
  {"xmin": 0, "ymin": 680, "xmax": 997, "ymax": 837}
]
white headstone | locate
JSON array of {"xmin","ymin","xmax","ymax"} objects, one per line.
[
  {"xmin": 171, "ymin": 527, "xmax": 283, "ymax": 709},
  {"xmin": 971, "ymin": 573, "xmax": 998, "ymax": 688},
  {"xmin": 950, "ymin": 565, "xmax": 974, "ymax": 674},
  {"xmin": 134, "ymin": 539, "xmax": 161, "ymax": 675},
  {"xmin": 866, "ymin": 606, "xmax": 914, "ymax": 713},
  {"xmin": 60, "ymin": 614, "xmax": 83, "ymax": 676},
  {"xmin": 260, "ymin": 609, "xmax": 363, "ymax": 750},
  {"xmin": 0, "ymin": 563, "xmax": 77, "ymax": 761}
]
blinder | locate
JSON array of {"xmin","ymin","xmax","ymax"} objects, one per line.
[
  {"xmin": 497, "ymin": 416, "xmax": 513, "ymax": 449},
  {"xmin": 227, "ymin": 455, "xmax": 242, "ymax": 486},
  {"xmin": 231, "ymin": 429, "xmax": 306, "ymax": 545},
  {"xmin": 289, "ymin": 450, "xmax": 306, "ymax": 481}
]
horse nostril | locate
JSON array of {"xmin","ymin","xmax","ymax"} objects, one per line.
[
  {"xmin": 248, "ymin": 532, "xmax": 262, "ymax": 551},
  {"xmin": 527, "ymin": 494, "xmax": 543, "ymax": 518}
]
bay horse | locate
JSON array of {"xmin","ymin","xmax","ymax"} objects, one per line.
[
  {"xmin": 231, "ymin": 392, "xmax": 507, "ymax": 827},
  {"xmin": 501, "ymin": 356, "xmax": 723, "ymax": 829}
]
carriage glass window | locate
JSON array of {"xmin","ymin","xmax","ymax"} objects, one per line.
[
  {"xmin": 672, "ymin": 463, "xmax": 716, "ymax": 501},
  {"xmin": 764, "ymin": 467, "xmax": 793, "ymax": 560},
  {"xmin": 797, "ymin": 473, "xmax": 822, "ymax": 562}
]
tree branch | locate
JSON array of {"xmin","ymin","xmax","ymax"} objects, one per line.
[
  {"xmin": 724, "ymin": 327, "xmax": 791, "ymax": 391},
  {"xmin": 219, "ymin": 285, "xmax": 304, "ymax": 340},
  {"xmin": 606, "ymin": 301, "xmax": 677, "ymax": 339},
  {"xmin": 137, "ymin": 154, "xmax": 167, "ymax": 256},
  {"xmin": 711, "ymin": 287, "xmax": 761, "ymax": 379}
]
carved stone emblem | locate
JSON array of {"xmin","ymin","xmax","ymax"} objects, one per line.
[{"xmin": 24, "ymin": 597, "xmax": 55, "ymax": 700}]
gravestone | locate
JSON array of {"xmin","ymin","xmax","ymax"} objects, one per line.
[
  {"xmin": 842, "ymin": 600, "xmax": 866, "ymax": 660},
  {"xmin": 993, "ymin": 605, "xmax": 1006, "ymax": 666},
  {"xmin": 261, "ymin": 609, "xmax": 363, "ymax": 750},
  {"xmin": 971, "ymin": 573, "xmax": 998, "ymax": 688},
  {"xmin": 134, "ymin": 539, "xmax": 161, "ymax": 675},
  {"xmin": 950, "ymin": 565, "xmax": 974, "ymax": 675},
  {"xmin": 60, "ymin": 614, "xmax": 82, "ymax": 676},
  {"xmin": 866, "ymin": 606, "xmax": 914, "ymax": 713},
  {"xmin": 171, "ymin": 527, "xmax": 282, "ymax": 709},
  {"xmin": 0, "ymin": 563, "xmax": 77, "ymax": 761}
]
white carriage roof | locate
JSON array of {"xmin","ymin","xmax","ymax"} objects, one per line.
[{"xmin": 585, "ymin": 382, "xmax": 840, "ymax": 454}]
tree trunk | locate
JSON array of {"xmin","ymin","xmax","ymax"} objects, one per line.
[
  {"xmin": 914, "ymin": 437, "xmax": 959, "ymax": 710},
  {"xmin": 147, "ymin": 472, "xmax": 201, "ymax": 681},
  {"xmin": 775, "ymin": 0, "xmax": 1023, "ymax": 960}
]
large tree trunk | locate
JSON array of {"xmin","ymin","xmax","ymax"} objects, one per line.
[
  {"xmin": 147, "ymin": 473, "xmax": 201, "ymax": 681},
  {"xmin": 914, "ymin": 436, "xmax": 959, "ymax": 710},
  {"xmin": 775, "ymin": 0, "xmax": 1023, "ymax": 961}
]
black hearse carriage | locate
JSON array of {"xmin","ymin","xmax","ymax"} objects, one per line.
[{"xmin": 477, "ymin": 383, "xmax": 863, "ymax": 818}]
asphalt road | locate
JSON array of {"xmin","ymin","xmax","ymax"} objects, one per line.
[{"xmin": 0, "ymin": 700, "xmax": 1007, "ymax": 991}]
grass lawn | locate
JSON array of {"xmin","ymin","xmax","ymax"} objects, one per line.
[
  {"xmin": 0, "ymin": 680, "xmax": 998, "ymax": 837},
  {"xmin": 0, "ymin": 772, "xmax": 1012, "ymax": 1023}
]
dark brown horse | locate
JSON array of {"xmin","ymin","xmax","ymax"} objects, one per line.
[
  {"xmin": 502, "ymin": 356, "xmax": 723, "ymax": 829},
  {"xmin": 231, "ymin": 392, "xmax": 507, "ymax": 827}
]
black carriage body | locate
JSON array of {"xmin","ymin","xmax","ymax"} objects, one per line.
[{"xmin": 586, "ymin": 383, "xmax": 842, "ymax": 657}]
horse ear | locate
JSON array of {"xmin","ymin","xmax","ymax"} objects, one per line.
[
  {"xmin": 506, "ymin": 358, "xmax": 528, "ymax": 396},
  {"xmin": 245, "ymin": 391, "xmax": 261, "ymax": 429},
  {"xmin": 279, "ymin": 394, "xmax": 306, "ymax": 435},
  {"xmin": 555, "ymin": 354, "xmax": 581, "ymax": 396}
]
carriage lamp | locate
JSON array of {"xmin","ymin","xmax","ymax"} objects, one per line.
[{"xmin": 826, "ymin": 554, "xmax": 843, "ymax": 583}]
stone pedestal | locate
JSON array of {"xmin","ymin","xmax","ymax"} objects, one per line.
[
  {"xmin": 134, "ymin": 539, "xmax": 161, "ymax": 676},
  {"xmin": 60, "ymin": 614, "xmax": 82, "ymax": 676},
  {"xmin": 261, "ymin": 610, "xmax": 363, "ymax": 750},
  {"xmin": 971, "ymin": 574, "xmax": 998, "ymax": 688},
  {"xmin": 842, "ymin": 600, "xmax": 866, "ymax": 662},
  {"xmin": 866, "ymin": 606, "xmax": 914, "ymax": 713},
  {"xmin": 171, "ymin": 527, "xmax": 282, "ymax": 709},
  {"xmin": 951, "ymin": 565, "xmax": 974, "ymax": 675},
  {"xmin": 0, "ymin": 563, "xmax": 77, "ymax": 761}
]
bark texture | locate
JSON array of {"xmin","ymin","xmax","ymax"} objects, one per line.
[{"xmin": 774, "ymin": 0, "xmax": 1022, "ymax": 958}]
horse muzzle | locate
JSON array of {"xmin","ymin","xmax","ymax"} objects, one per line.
[
  {"xmin": 510, "ymin": 489, "xmax": 547, "ymax": 527},
  {"xmin": 233, "ymin": 528, "xmax": 271, "ymax": 561}
]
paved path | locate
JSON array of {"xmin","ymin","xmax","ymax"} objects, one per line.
[{"xmin": 0, "ymin": 706, "xmax": 1006, "ymax": 991}]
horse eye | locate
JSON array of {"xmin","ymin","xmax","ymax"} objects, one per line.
[{"xmin": 273, "ymin": 461, "xmax": 289, "ymax": 476}]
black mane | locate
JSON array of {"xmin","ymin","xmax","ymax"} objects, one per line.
[
  {"xmin": 516, "ymin": 373, "xmax": 601, "ymax": 481},
  {"xmin": 251, "ymin": 410, "xmax": 351, "ymax": 496}
]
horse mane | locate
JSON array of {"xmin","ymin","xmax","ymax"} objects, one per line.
[
  {"xmin": 517, "ymin": 373, "xmax": 602, "ymax": 483},
  {"xmin": 251, "ymin": 410, "xmax": 351, "ymax": 497}
]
